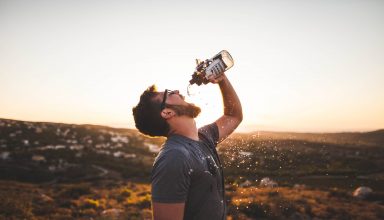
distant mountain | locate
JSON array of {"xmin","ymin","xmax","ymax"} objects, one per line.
[
  {"xmin": 1, "ymin": 118, "xmax": 383, "ymax": 185},
  {"xmin": 0, "ymin": 118, "xmax": 164, "ymax": 183},
  {"xmin": 233, "ymin": 129, "xmax": 384, "ymax": 148}
]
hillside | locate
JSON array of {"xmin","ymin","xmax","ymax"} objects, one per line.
[
  {"xmin": 1, "ymin": 118, "xmax": 383, "ymax": 219},
  {"xmin": 234, "ymin": 130, "xmax": 384, "ymax": 147},
  {"xmin": 0, "ymin": 118, "xmax": 164, "ymax": 183},
  {"xmin": 220, "ymin": 129, "xmax": 384, "ymax": 192}
]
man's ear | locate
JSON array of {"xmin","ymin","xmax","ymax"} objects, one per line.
[{"xmin": 161, "ymin": 109, "xmax": 175, "ymax": 119}]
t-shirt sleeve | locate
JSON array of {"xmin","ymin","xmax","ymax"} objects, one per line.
[
  {"xmin": 151, "ymin": 149, "xmax": 191, "ymax": 203},
  {"xmin": 198, "ymin": 122, "xmax": 219, "ymax": 147}
]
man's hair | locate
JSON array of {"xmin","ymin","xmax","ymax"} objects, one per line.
[{"xmin": 132, "ymin": 85, "xmax": 170, "ymax": 137}]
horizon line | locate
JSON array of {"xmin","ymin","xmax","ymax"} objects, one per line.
[{"xmin": 1, "ymin": 117, "xmax": 383, "ymax": 134}]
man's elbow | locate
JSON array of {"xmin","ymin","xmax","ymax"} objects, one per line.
[
  {"xmin": 225, "ymin": 108, "xmax": 243, "ymax": 123},
  {"xmin": 236, "ymin": 104, "xmax": 243, "ymax": 123},
  {"xmin": 238, "ymin": 112, "xmax": 243, "ymax": 122},
  {"xmin": 231, "ymin": 111, "xmax": 243, "ymax": 125},
  {"xmin": 231, "ymin": 113, "xmax": 243, "ymax": 126},
  {"xmin": 235, "ymin": 109, "xmax": 243, "ymax": 124}
]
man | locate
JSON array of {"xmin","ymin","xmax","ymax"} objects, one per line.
[{"xmin": 132, "ymin": 73, "xmax": 242, "ymax": 220}]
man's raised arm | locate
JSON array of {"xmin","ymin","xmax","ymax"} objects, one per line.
[{"xmin": 213, "ymin": 74, "xmax": 243, "ymax": 143}]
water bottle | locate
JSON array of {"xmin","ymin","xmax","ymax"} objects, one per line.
[{"xmin": 189, "ymin": 50, "xmax": 234, "ymax": 86}]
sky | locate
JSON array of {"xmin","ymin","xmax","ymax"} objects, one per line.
[{"xmin": 0, "ymin": 0, "xmax": 383, "ymax": 132}]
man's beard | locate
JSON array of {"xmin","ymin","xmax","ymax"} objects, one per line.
[{"xmin": 168, "ymin": 103, "xmax": 201, "ymax": 118}]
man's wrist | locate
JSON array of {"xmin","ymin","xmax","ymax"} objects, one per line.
[{"xmin": 218, "ymin": 74, "xmax": 228, "ymax": 86}]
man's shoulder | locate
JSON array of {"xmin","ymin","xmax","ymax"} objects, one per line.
[
  {"xmin": 155, "ymin": 139, "xmax": 191, "ymax": 163},
  {"xmin": 198, "ymin": 123, "xmax": 219, "ymax": 147},
  {"xmin": 153, "ymin": 144, "xmax": 193, "ymax": 172},
  {"xmin": 198, "ymin": 122, "xmax": 217, "ymax": 133},
  {"xmin": 159, "ymin": 145, "xmax": 190, "ymax": 157}
]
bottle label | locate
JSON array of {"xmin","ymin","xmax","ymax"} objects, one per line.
[{"xmin": 205, "ymin": 59, "xmax": 226, "ymax": 80}]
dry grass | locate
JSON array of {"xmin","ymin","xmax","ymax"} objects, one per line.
[
  {"xmin": 227, "ymin": 186, "xmax": 384, "ymax": 220},
  {"xmin": 1, "ymin": 180, "xmax": 382, "ymax": 220},
  {"xmin": 0, "ymin": 180, "xmax": 152, "ymax": 220}
]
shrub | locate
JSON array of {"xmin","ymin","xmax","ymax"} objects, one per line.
[
  {"xmin": 57, "ymin": 183, "xmax": 91, "ymax": 199},
  {"xmin": 121, "ymin": 188, "xmax": 133, "ymax": 197},
  {"xmin": 137, "ymin": 194, "xmax": 151, "ymax": 209},
  {"xmin": 0, "ymin": 191, "xmax": 34, "ymax": 219},
  {"xmin": 116, "ymin": 188, "xmax": 133, "ymax": 202},
  {"xmin": 83, "ymin": 199, "xmax": 100, "ymax": 209}
]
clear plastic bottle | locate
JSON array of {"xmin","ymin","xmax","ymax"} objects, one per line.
[{"xmin": 189, "ymin": 50, "xmax": 234, "ymax": 86}]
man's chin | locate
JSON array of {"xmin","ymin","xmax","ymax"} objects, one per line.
[
  {"xmin": 170, "ymin": 104, "xmax": 201, "ymax": 118},
  {"xmin": 186, "ymin": 103, "xmax": 201, "ymax": 118},
  {"xmin": 192, "ymin": 107, "xmax": 201, "ymax": 118}
]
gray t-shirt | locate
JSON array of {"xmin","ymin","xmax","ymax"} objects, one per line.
[{"xmin": 151, "ymin": 123, "xmax": 225, "ymax": 220}]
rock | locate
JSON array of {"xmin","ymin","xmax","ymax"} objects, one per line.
[
  {"xmin": 239, "ymin": 151, "xmax": 253, "ymax": 157},
  {"xmin": 111, "ymin": 135, "xmax": 129, "ymax": 143},
  {"xmin": 40, "ymin": 193, "xmax": 54, "ymax": 202},
  {"xmin": 101, "ymin": 208, "xmax": 124, "ymax": 219},
  {"xmin": 0, "ymin": 152, "xmax": 10, "ymax": 160},
  {"xmin": 35, "ymin": 127, "xmax": 43, "ymax": 133},
  {"xmin": 23, "ymin": 140, "xmax": 29, "ymax": 146},
  {"xmin": 113, "ymin": 151, "xmax": 136, "ymax": 158},
  {"xmin": 293, "ymin": 184, "xmax": 306, "ymax": 190},
  {"xmin": 113, "ymin": 151, "xmax": 122, "ymax": 157},
  {"xmin": 69, "ymin": 144, "xmax": 84, "ymax": 150},
  {"xmin": 145, "ymin": 143, "xmax": 161, "ymax": 153},
  {"xmin": 353, "ymin": 186, "xmax": 372, "ymax": 199},
  {"xmin": 32, "ymin": 155, "xmax": 46, "ymax": 162},
  {"xmin": 239, "ymin": 180, "xmax": 252, "ymax": 187},
  {"xmin": 259, "ymin": 177, "xmax": 278, "ymax": 188}
]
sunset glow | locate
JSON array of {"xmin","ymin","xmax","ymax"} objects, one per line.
[{"xmin": 1, "ymin": 0, "xmax": 383, "ymax": 132}]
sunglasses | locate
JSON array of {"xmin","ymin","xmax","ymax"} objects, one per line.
[{"xmin": 160, "ymin": 89, "xmax": 177, "ymax": 110}]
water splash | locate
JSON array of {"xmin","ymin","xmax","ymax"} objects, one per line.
[{"xmin": 187, "ymin": 83, "xmax": 195, "ymax": 96}]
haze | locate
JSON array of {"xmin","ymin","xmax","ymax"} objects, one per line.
[{"xmin": 1, "ymin": 0, "xmax": 383, "ymax": 132}]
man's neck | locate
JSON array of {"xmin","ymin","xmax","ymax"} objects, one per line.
[{"xmin": 168, "ymin": 116, "xmax": 199, "ymax": 141}]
